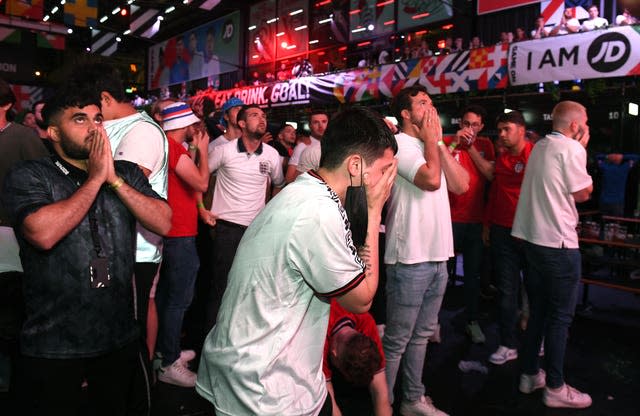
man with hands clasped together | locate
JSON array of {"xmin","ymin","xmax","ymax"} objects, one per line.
[
  {"xmin": 2, "ymin": 83, "xmax": 171, "ymax": 415},
  {"xmin": 383, "ymin": 86, "xmax": 469, "ymax": 416}
]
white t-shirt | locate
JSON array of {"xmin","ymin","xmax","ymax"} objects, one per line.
[
  {"xmin": 208, "ymin": 138, "xmax": 285, "ymax": 226},
  {"xmin": 289, "ymin": 137, "xmax": 320, "ymax": 166},
  {"xmin": 296, "ymin": 141, "xmax": 321, "ymax": 173},
  {"xmin": 208, "ymin": 134, "xmax": 234, "ymax": 153},
  {"xmin": 104, "ymin": 112, "xmax": 168, "ymax": 263},
  {"xmin": 582, "ymin": 17, "xmax": 608, "ymax": 31},
  {"xmin": 196, "ymin": 171, "xmax": 365, "ymax": 416},
  {"xmin": 512, "ymin": 133, "xmax": 592, "ymax": 249},
  {"xmin": 384, "ymin": 132, "xmax": 454, "ymax": 264}
]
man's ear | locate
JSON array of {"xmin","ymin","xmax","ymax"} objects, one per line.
[
  {"xmin": 346, "ymin": 154, "xmax": 362, "ymax": 177},
  {"xmin": 100, "ymin": 91, "xmax": 113, "ymax": 105},
  {"xmin": 47, "ymin": 126, "xmax": 60, "ymax": 142},
  {"xmin": 400, "ymin": 108, "xmax": 410, "ymax": 122}
]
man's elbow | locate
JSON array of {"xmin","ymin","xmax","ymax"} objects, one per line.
[
  {"xmin": 417, "ymin": 178, "xmax": 441, "ymax": 191},
  {"xmin": 151, "ymin": 204, "xmax": 173, "ymax": 236}
]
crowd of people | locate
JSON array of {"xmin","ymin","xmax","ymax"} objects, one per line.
[{"xmin": 0, "ymin": 56, "xmax": 607, "ymax": 416}]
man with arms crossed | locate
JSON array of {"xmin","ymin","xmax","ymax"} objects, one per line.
[
  {"xmin": 196, "ymin": 106, "xmax": 397, "ymax": 416},
  {"xmin": 512, "ymin": 101, "xmax": 593, "ymax": 409}
]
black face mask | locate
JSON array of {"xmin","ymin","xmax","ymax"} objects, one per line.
[{"xmin": 344, "ymin": 163, "xmax": 368, "ymax": 247}]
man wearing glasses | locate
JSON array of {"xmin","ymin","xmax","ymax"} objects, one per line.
[{"xmin": 447, "ymin": 105, "xmax": 496, "ymax": 344}]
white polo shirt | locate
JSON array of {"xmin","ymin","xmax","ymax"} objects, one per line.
[
  {"xmin": 196, "ymin": 171, "xmax": 365, "ymax": 416},
  {"xmin": 384, "ymin": 132, "xmax": 454, "ymax": 264},
  {"xmin": 208, "ymin": 138, "xmax": 284, "ymax": 226},
  {"xmin": 512, "ymin": 133, "xmax": 592, "ymax": 249}
]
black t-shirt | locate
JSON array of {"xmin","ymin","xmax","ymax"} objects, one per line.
[
  {"xmin": 267, "ymin": 140, "xmax": 290, "ymax": 158},
  {"xmin": 2, "ymin": 156, "xmax": 163, "ymax": 358}
]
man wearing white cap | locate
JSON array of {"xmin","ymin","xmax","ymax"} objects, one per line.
[{"xmin": 156, "ymin": 102, "xmax": 210, "ymax": 387}]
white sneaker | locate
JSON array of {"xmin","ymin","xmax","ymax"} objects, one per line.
[
  {"xmin": 158, "ymin": 359, "xmax": 197, "ymax": 387},
  {"xmin": 519, "ymin": 369, "xmax": 546, "ymax": 394},
  {"xmin": 399, "ymin": 395, "xmax": 449, "ymax": 416},
  {"xmin": 489, "ymin": 345, "xmax": 518, "ymax": 365},
  {"xmin": 179, "ymin": 349, "xmax": 196, "ymax": 364},
  {"xmin": 543, "ymin": 384, "xmax": 592, "ymax": 409}
]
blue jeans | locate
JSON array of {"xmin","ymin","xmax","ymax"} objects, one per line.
[
  {"xmin": 451, "ymin": 222, "xmax": 483, "ymax": 321},
  {"xmin": 521, "ymin": 242, "xmax": 581, "ymax": 389},
  {"xmin": 490, "ymin": 225, "xmax": 526, "ymax": 349},
  {"xmin": 156, "ymin": 237, "xmax": 200, "ymax": 366},
  {"xmin": 383, "ymin": 261, "xmax": 448, "ymax": 404}
]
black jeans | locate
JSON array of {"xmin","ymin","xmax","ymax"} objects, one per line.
[
  {"xmin": 204, "ymin": 220, "xmax": 246, "ymax": 332},
  {"xmin": 13, "ymin": 340, "xmax": 149, "ymax": 416}
]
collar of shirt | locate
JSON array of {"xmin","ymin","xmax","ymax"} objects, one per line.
[{"xmin": 237, "ymin": 138, "xmax": 263, "ymax": 155}]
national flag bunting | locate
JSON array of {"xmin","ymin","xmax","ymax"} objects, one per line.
[
  {"xmin": 5, "ymin": 0, "xmax": 44, "ymax": 20},
  {"xmin": 64, "ymin": 0, "xmax": 98, "ymax": 28}
]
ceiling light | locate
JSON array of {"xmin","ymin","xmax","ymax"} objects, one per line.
[
  {"xmin": 100, "ymin": 16, "xmax": 108, "ymax": 22},
  {"xmin": 165, "ymin": 6, "xmax": 175, "ymax": 13},
  {"xmin": 112, "ymin": 7, "xmax": 121, "ymax": 15},
  {"xmin": 43, "ymin": 15, "xmax": 50, "ymax": 21},
  {"xmin": 294, "ymin": 25, "xmax": 307, "ymax": 31},
  {"xmin": 51, "ymin": 6, "xmax": 59, "ymax": 13},
  {"xmin": 67, "ymin": 28, "xmax": 73, "ymax": 33},
  {"xmin": 116, "ymin": 36, "xmax": 122, "ymax": 42},
  {"xmin": 124, "ymin": 29, "xmax": 131, "ymax": 35},
  {"xmin": 290, "ymin": 9, "xmax": 303, "ymax": 16},
  {"xmin": 248, "ymin": 25, "xmax": 257, "ymax": 30},
  {"xmin": 629, "ymin": 102, "xmax": 639, "ymax": 116}
]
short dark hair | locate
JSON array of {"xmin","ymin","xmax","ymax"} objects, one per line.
[
  {"xmin": 0, "ymin": 77, "xmax": 16, "ymax": 107},
  {"xmin": 496, "ymin": 110, "xmax": 525, "ymax": 127},
  {"xmin": 42, "ymin": 80, "xmax": 101, "ymax": 126},
  {"xmin": 236, "ymin": 104, "xmax": 263, "ymax": 124},
  {"xmin": 69, "ymin": 62, "xmax": 126, "ymax": 103},
  {"xmin": 333, "ymin": 333, "xmax": 381, "ymax": 386},
  {"xmin": 320, "ymin": 106, "xmax": 397, "ymax": 169},
  {"xmin": 390, "ymin": 85, "xmax": 428, "ymax": 122},
  {"xmin": 310, "ymin": 109, "xmax": 329, "ymax": 119},
  {"xmin": 462, "ymin": 104, "xmax": 487, "ymax": 123}
]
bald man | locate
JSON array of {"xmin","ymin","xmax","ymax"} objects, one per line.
[{"xmin": 512, "ymin": 101, "xmax": 593, "ymax": 409}]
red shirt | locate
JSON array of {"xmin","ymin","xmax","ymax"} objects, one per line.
[
  {"xmin": 322, "ymin": 299, "xmax": 385, "ymax": 381},
  {"xmin": 449, "ymin": 136, "xmax": 496, "ymax": 223},
  {"xmin": 166, "ymin": 139, "xmax": 198, "ymax": 237},
  {"xmin": 486, "ymin": 140, "xmax": 534, "ymax": 228}
]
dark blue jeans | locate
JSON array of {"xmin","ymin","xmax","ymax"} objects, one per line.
[
  {"xmin": 156, "ymin": 236, "xmax": 200, "ymax": 366},
  {"xmin": 521, "ymin": 242, "xmax": 581, "ymax": 389},
  {"xmin": 451, "ymin": 222, "xmax": 483, "ymax": 321},
  {"xmin": 490, "ymin": 225, "xmax": 526, "ymax": 349}
]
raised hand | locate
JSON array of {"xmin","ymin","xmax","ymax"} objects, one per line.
[
  {"xmin": 364, "ymin": 159, "xmax": 398, "ymax": 214},
  {"xmin": 414, "ymin": 107, "xmax": 442, "ymax": 145}
]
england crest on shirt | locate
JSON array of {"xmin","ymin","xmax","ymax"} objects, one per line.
[
  {"xmin": 515, "ymin": 161, "xmax": 524, "ymax": 173},
  {"xmin": 259, "ymin": 161, "xmax": 270, "ymax": 175}
]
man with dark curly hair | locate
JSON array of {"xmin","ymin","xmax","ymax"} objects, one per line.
[{"xmin": 324, "ymin": 299, "xmax": 391, "ymax": 416}]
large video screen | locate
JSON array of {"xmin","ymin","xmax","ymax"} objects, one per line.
[{"xmin": 148, "ymin": 11, "xmax": 240, "ymax": 89}]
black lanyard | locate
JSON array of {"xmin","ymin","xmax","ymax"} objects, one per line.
[{"xmin": 51, "ymin": 155, "xmax": 106, "ymax": 258}]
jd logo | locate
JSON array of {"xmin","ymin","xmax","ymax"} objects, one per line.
[{"xmin": 587, "ymin": 32, "xmax": 630, "ymax": 72}]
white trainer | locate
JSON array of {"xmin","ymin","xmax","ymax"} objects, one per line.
[
  {"xmin": 158, "ymin": 359, "xmax": 197, "ymax": 388},
  {"xmin": 489, "ymin": 345, "xmax": 518, "ymax": 365},
  {"xmin": 400, "ymin": 395, "xmax": 449, "ymax": 416},
  {"xmin": 543, "ymin": 384, "xmax": 592, "ymax": 409}
]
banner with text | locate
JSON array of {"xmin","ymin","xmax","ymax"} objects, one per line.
[
  {"xmin": 199, "ymin": 44, "xmax": 508, "ymax": 108},
  {"xmin": 508, "ymin": 26, "xmax": 640, "ymax": 86}
]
